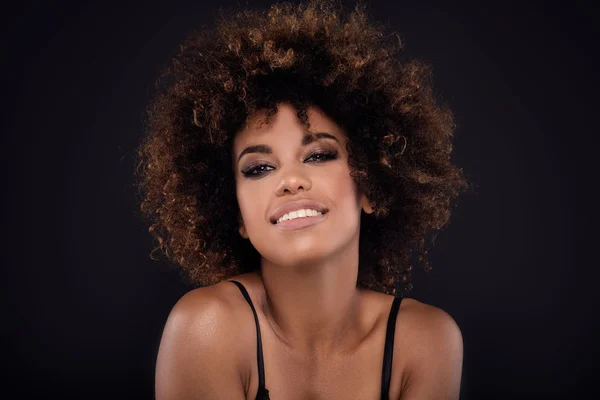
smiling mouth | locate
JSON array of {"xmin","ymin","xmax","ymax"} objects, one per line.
[
  {"xmin": 272, "ymin": 210, "xmax": 329, "ymax": 230},
  {"xmin": 272, "ymin": 209, "xmax": 329, "ymax": 225}
]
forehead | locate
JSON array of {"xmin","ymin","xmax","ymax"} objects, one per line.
[{"xmin": 233, "ymin": 103, "xmax": 346, "ymax": 148}]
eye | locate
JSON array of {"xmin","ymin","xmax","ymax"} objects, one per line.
[
  {"xmin": 241, "ymin": 163, "xmax": 274, "ymax": 177},
  {"xmin": 240, "ymin": 149, "xmax": 338, "ymax": 178},
  {"xmin": 305, "ymin": 150, "xmax": 338, "ymax": 163}
]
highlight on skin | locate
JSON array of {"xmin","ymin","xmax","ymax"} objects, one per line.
[{"xmin": 134, "ymin": 0, "xmax": 469, "ymax": 296}]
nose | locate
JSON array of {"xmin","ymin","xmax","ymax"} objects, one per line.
[{"xmin": 274, "ymin": 166, "xmax": 312, "ymax": 196}]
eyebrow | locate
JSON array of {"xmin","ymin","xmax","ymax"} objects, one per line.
[{"xmin": 237, "ymin": 132, "xmax": 340, "ymax": 163}]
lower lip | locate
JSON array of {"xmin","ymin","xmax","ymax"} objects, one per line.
[{"xmin": 273, "ymin": 213, "xmax": 328, "ymax": 230}]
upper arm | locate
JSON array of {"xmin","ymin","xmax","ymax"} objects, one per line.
[
  {"xmin": 155, "ymin": 288, "xmax": 247, "ymax": 400},
  {"xmin": 399, "ymin": 305, "xmax": 464, "ymax": 400}
]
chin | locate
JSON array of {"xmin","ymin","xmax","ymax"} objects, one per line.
[{"xmin": 260, "ymin": 243, "xmax": 333, "ymax": 268}]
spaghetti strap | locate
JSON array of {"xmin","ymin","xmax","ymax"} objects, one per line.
[
  {"xmin": 380, "ymin": 295, "xmax": 403, "ymax": 400},
  {"xmin": 229, "ymin": 280, "xmax": 271, "ymax": 400},
  {"xmin": 229, "ymin": 279, "xmax": 400, "ymax": 400}
]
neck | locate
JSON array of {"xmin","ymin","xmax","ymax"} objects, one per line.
[{"xmin": 257, "ymin": 241, "xmax": 363, "ymax": 358}]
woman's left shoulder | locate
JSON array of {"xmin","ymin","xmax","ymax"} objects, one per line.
[
  {"xmin": 398, "ymin": 298, "xmax": 461, "ymax": 331},
  {"xmin": 396, "ymin": 297, "xmax": 463, "ymax": 348},
  {"xmin": 392, "ymin": 298, "xmax": 464, "ymax": 398},
  {"xmin": 368, "ymin": 290, "xmax": 461, "ymax": 341}
]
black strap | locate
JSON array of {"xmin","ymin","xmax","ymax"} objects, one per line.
[
  {"xmin": 229, "ymin": 281, "xmax": 270, "ymax": 399},
  {"xmin": 230, "ymin": 279, "xmax": 398, "ymax": 400},
  {"xmin": 381, "ymin": 296, "xmax": 403, "ymax": 400}
]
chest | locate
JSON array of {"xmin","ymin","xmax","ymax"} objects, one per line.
[{"xmin": 243, "ymin": 324, "xmax": 404, "ymax": 400}]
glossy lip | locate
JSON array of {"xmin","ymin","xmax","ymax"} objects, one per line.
[
  {"xmin": 269, "ymin": 199, "xmax": 329, "ymax": 224},
  {"xmin": 274, "ymin": 212, "xmax": 328, "ymax": 230}
]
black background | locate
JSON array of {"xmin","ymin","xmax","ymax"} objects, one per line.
[{"xmin": 3, "ymin": 0, "xmax": 598, "ymax": 399}]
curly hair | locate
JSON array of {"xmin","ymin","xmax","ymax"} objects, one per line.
[{"xmin": 134, "ymin": 0, "xmax": 469, "ymax": 296}]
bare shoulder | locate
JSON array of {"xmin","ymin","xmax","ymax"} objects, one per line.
[
  {"xmin": 394, "ymin": 298, "xmax": 464, "ymax": 399},
  {"xmin": 158, "ymin": 284, "xmax": 238, "ymax": 345},
  {"xmin": 396, "ymin": 298, "xmax": 463, "ymax": 346},
  {"xmin": 155, "ymin": 282, "xmax": 248, "ymax": 400}
]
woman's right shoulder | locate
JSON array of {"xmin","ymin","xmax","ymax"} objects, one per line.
[
  {"xmin": 155, "ymin": 280, "xmax": 252, "ymax": 399},
  {"xmin": 163, "ymin": 279, "xmax": 250, "ymax": 338},
  {"xmin": 169, "ymin": 282, "xmax": 232, "ymax": 318}
]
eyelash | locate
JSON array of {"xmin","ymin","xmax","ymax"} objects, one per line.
[{"xmin": 241, "ymin": 150, "xmax": 339, "ymax": 177}]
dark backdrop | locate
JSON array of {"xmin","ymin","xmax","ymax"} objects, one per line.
[{"xmin": 3, "ymin": 0, "xmax": 598, "ymax": 399}]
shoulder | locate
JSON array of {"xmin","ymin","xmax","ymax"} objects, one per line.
[
  {"xmin": 160, "ymin": 283, "xmax": 238, "ymax": 340},
  {"xmin": 396, "ymin": 297, "xmax": 463, "ymax": 348},
  {"xmin": 158, "ymin": 280, "xmax": 253, "ymax": 355},
  {"xmin": 394, "ymin": 298, "xmax": 463, "ymax": 399},
  {"xmin": 155, "ymin": 282, "xmax": 249, "ymax": 399}
]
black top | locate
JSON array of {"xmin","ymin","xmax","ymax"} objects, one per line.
[{"xmin": 229, "ymin": 280, "xmax": 404, "ymax": 400}]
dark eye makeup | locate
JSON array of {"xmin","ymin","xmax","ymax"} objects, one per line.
[{"xmin": 240, "ymin": 149, "xmax": 339, "ymax": 178}]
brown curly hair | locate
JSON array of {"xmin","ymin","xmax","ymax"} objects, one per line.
[{"xmin": 134, "ymin": 0, "xmax": 469, "ymax": 296}]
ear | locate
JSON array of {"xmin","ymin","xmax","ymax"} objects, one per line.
[
  {"xmin": 360, "ymin": 193, "xmax": 376, "ymax": 215},
  {"xmin": 238, "ymin": 213, "xmax": 249, "ymax": 239}
]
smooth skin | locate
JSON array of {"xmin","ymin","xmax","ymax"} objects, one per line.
[{"xmin": 155, "ymin": 103, "xmax": 463, "ymax": 399}]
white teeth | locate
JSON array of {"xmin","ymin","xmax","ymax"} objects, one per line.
[{"xmin": 276, "ymin": 209, "xmax": 323, "ymax": 224}]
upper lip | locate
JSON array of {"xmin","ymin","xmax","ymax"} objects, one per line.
[{"xmin": 269, "ymin": 199, "xmax": 328, "ymax": 224}]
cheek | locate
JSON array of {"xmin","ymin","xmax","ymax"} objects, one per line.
[
  {"xmin": 236, "ymin": 182, "xmax": 266, "ymax": 228},
  {"xmin": 325, "ymin": 168, "xmax": 362, "ymax": 212},
  {"xmin": 236, "ymin": 185, "xmax": 251, "ymax": 217}
]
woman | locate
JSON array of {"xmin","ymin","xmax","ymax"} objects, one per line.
[{"xmin": 136, "ymin": 0, "xmax": 469, "ymax": 398}]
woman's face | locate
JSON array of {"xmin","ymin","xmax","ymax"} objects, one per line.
[{"xmin": 233, "ymin": 103, "xmax": 372, "ymax": 268}]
